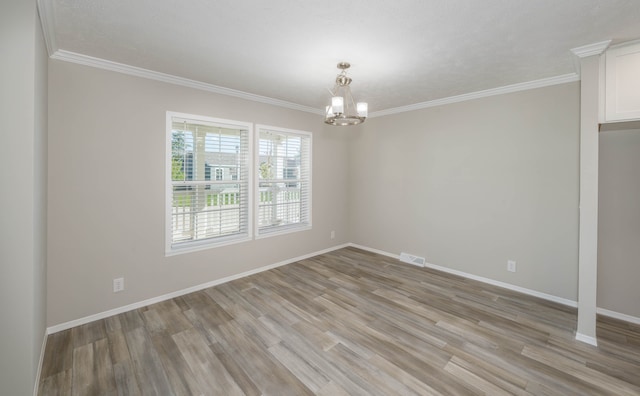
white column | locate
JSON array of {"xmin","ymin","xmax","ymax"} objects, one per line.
[{"xmin": 571, "ymin": 41, "xmax": 610, "ymax": 346}]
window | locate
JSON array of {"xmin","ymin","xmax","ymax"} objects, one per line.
[
  {"xmin": 166, "ymin": 114, "xmax": 311, "ymax": 253},
  {"xmin": 256, "ymin": 125, "xmax": 311, "ymax": 237},
  {"xmin": 215, "ymin": 168, "xmax": 223, "ymax": 181},
  {"xmin": 166, "ymin": 112, "xmax": 252, "ymax": 254}
]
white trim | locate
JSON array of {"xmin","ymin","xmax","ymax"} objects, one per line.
[
  {"xmin": 36, "ymin": 0, "xmax": 57, "ymax": 56},
  {"xmin": 369, "ymin": 73, "xmax": 580, "ymax": 118},
  {"xmin": 349, "ymin": 243, "xmax": 400, "ymax": 260},
  {"xmin": 49, "ymin": 50, "xmax": 582, "ymax": 120},
  {"xmin": 608, "ymin": 38, "xmax": 640, "ymax": 50},
  {"xmin": 597, "ymin": 308, "xmax": 640, "ymax": 325},
  {"xmin": 422, "ymin": 261, "xmax": 578, "ymax": 308},
  {"xmin": 254, "ymin": 125, "xmax": 313, "ymax": 239},
  {"xmin": 44, "ymin": 242, "xmax": 640, "ymax": 337},
  {"xmin": 570, "ymin": 40, "xmax": 612, "ymax": 75},
  {"xmin": 51, "ymin": 50, "xmax": 323, "ymax": 116},
  {"xmin": 33, "ymin": 332, "xmax": 48, "ymax": 396},
  {"xmin": 570, "ymin": 40, "xmax": 612, "ymax": 58},
  {"xmin": 165, "ymin": 112, "xmax": 254, "ymax": 256},
  {"xmin": 254, "ymin": 224, "xmax": 313, "ymax": 240},
  {"xmin": 166, "ymin": 235, "xmax": 254, "ymax": 257},
  {"xmin": 47, "ymin": 243, "xmax": 350, "ymax": 334},
  {"xmin": 165, "ymin": 111, "xmax": 174, "ymax": 255},
  {"xmin": 575, "ymin": 332, "xmax": 598, "ymax": 346},
  {"xmin": 349, "ymin": 243, "xmax": 578, "ymax": 308}
]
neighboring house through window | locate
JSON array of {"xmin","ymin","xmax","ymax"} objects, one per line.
[
  {"xmin": 167, "ymin": 112, "xmax": 252, "ymax": 254},
  {"xmin": 256, "ymin": 125, "xmax": 312, "ymax": 237},
  {"xmin": 166, "ymin": 114, "xmax": 311, "ymax": 254}
]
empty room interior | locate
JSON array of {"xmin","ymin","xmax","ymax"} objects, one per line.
[{"xmin": 3, "ymin": 0, "xmax": 640, "ymax": 395}]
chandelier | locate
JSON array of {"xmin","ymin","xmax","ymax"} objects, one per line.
[{"xmin": 325, "ymin": 62, "xmax": 368, "ymax": 126}]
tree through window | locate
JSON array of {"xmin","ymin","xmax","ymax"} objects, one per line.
[
  {"xmin": 167, "ymin": 113, "xmax": 252, "ymax": 253},
  {"xmin": 256, "ymin": 125, "xmax": 311, "ymax": 237}
]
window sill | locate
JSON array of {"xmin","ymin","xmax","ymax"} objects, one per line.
[
  {"xmin": 166, "ymin": 234, "xmax": 252, "ymax": 256},
  {"xmin": 255, "ymin": 223, "xmax": 312, "ymax": 240}
]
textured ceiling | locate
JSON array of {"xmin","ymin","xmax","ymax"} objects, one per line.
[{"xmin": 44, "ymin": 0, "xmax": 640, "ymax": 113}]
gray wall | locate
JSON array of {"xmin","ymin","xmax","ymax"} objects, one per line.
[
  {"xmin": 598, "ymin": 129, "xmax": 640, "ymax": 317},
  {"xmin": 0, "ymin": 1, "xmax": 48, "ymax": 394},
  {"xmin": 47, "ymin": 60, "xmax": 349, "ymax": 326},
  {"xmin": 47, "ymin": 60, "xmax": 590, "ymax": 327},
  {"xmin": 349, "ymin": 83, "xmax": 580, "ymax": 301}
]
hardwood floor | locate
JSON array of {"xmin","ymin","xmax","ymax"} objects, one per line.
[{"xmin": 38, "ymin": 247, "xmax": 640, "ymax": 395}]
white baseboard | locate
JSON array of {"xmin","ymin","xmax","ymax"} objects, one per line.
[
  {"xmin": 34, "ymin": 331, "xmax": 47, "ymax": 396},
  {"xmin": 575, "ymin": 332, "xmax": 598, "ymax": 346},
  {"xmin": 47, "ymin": 243, "xmax": 350, "ymax": 334},
  {"xmin": 351, "ymin": 244, "xmax": 640, "ymax": 339},
  {"xmin": 46, "ymin": 242, "xmax": 640, "ymax": 335},
  {"xmin": 349, "ymin": 243, "xmax": 400, "ymax": 260},
  {"xmin": 423, "ymin": 261, "xmax": 578, "ymax": 308},
  {"xmin": 349, "ymin": 243, "xmax": 578, "ymax": 308},
  {"xmin": 597, "ymin": 308, "xmax": 640, "ymax": 325}
]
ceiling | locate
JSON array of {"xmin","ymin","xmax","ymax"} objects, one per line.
[{"xmin": 40, "ymin": 0, "xmax": 640, "ymax": 115}]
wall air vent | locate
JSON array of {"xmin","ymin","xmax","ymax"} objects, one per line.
[{"xmin": 399, "ymin": 252, "xmax": 426, "ymax": 267}]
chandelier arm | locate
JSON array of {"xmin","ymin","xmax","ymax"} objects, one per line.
[
  {"xmin": 347, "ymin": 88, "xmax": 358, "ymax": 113},
  {"xmin": 324, "ymin": 61, "xmax": 366, "ymax": 127}
]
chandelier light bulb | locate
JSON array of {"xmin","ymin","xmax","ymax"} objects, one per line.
[
  {"xmin": 357, "ymin": 102, "xmax": 368, "ymax": 118},
  {"xmin": 332, "ymin": 96, "xmax": 344, "ymax": 114},
  {"xmin": 324, "ymin": 62, "xmax": 367, "ymax": 126}
]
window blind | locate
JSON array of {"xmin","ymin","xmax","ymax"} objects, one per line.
[
  {"xmin": 256, "ymin": 126, "xmax": 312, "ymax": 236},
  {"xmin": 168, "ymin": 114, "xmax": 251, "ymax": 252}
]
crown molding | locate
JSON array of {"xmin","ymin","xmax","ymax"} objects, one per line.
[
  {"xmin": 47, "ymin": 47, "xmax": 581, "ymax": 120},
  {"xmin": 50, "ymin": 50, "xmax": 324, "ymax": 116},
  {"xmin": 570, "ymin": 40, "xmax": 612, "ymax": 58},
  {"xmin": 569, "ymin": 40, "xmax": 611, "ymax": 75},
  {"xmin": 37, "ymin": 0, "xmax": 58, "ymax": 56},
  {"xmin": 369, "ymin": 73, "xmax": 580, "ymax": 118},
  {"xmin": 609, "ymin": 37, "xmax": 640, "ymax": 50}
]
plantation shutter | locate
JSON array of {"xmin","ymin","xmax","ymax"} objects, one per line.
[
  {"xmin": 169, "ymin": 114, "xmax": 251, "ymax": 251},
  {"xmin": 256, "ymin": 126, "xmax": 312, "ymax": 236}
]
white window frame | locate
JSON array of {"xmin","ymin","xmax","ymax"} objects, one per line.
[
  {"xmin": 166, "ymin": 112, "xmax": 253, "ymax": 255},
  {"xmin": 255, "ymin": 124, "xmax": 312, "ymax": 238}
]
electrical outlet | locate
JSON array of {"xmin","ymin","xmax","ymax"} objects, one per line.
[
  {"xmin": 113, "ymin": 277, "xmax": 125, "ymax": 293},
  {"xmin": 507, "ymin": 260, "xmax": 516, "ymax": 273},
  {"xmin": 330, "ymin": 230, "xmax": 335, "ymax": 240}
]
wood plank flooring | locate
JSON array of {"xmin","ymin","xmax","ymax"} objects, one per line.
[{"xmin": 38, "ymin": 247, "xmax": 640, "ymax": 395}]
